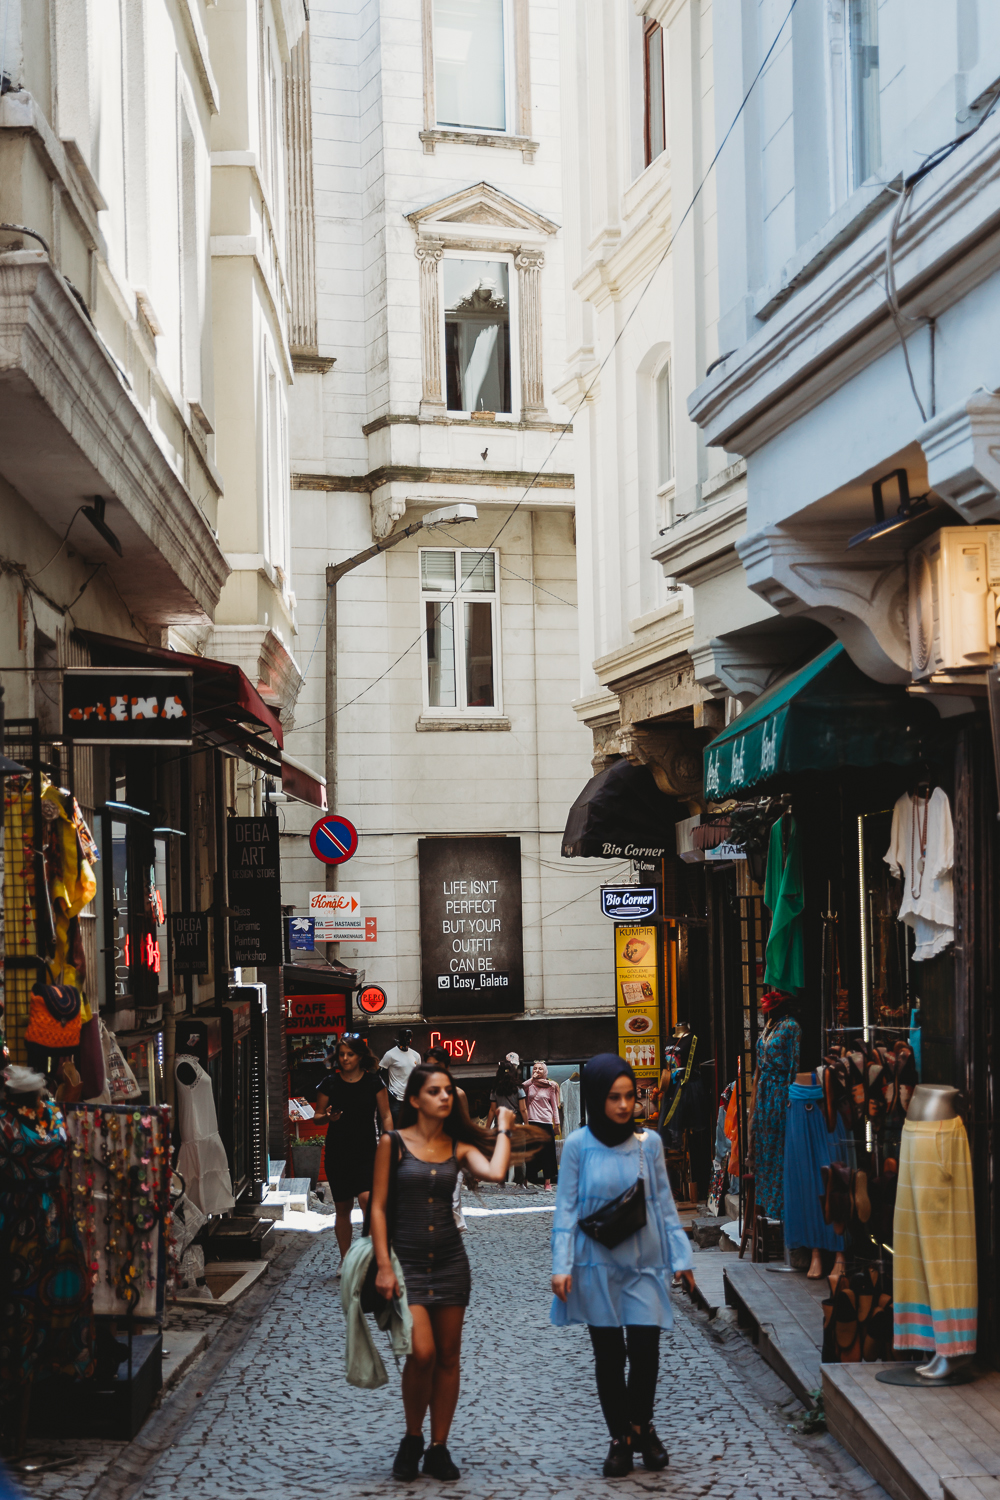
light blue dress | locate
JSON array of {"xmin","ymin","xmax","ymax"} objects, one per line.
[{"xmin": 550, "ymin": 1128, "xmax": 693, "ymax": 1329}]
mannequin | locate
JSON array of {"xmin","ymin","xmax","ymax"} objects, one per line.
[
  {"xmin": 893, "ymin": 1084, "xmax": 976, "ymax": 1381},
  {"xmin": 785, "ymin": 1068, "xmax": 847, "ymax": 1279}
]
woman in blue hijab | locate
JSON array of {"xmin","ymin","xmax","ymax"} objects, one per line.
[{"xmin": 551, "ymin": 1053, "xmax": 693, "ymax": 1478}]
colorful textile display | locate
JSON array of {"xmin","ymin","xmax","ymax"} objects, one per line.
[
  {"xmin": 0, "ymin": 1096, "xmax": 94, "ymax": 1403},
  {"xmin": 64, "ymin": 1104, "xmax": 174, "ymax": 1319},
  {"xmin": 893, "ymin": 1116, "xmax": 977, "ymax": 1356},
  {"xmin": 751, "ymin": 1014, "xmax": 800, "ymax": 1220}
]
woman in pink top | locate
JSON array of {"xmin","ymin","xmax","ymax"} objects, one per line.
[{"xmin": 523, "ymin": 1061, "xmax": 561, "ymax": 1189}]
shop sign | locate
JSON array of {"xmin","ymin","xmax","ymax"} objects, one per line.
[
  {"xmin": 169, "ymin": 911, "xmax": 210, "ymax": 974},
  {"xmin": 289, "ymin": 917, "xmax": 315, "ymax": 950},
  {"xmin": 309, "ymin": 891, "xmax": 377, "ymax": 942},
  {"xmin": 286, "ymin": 992, "xmax": 346, "ymax": 1035},
  {"xmin": 428, "ymin": 1030, "xmax": 477, "ymax": 1062},
  {"xmin": 63, "ymin": 668, "xmax": 194, "ymax": 745},
  {"xmin": 418, "ymin": 837, "xmax": 524, "ymax": 1018},
  {"xmin": 601, "ymin": 886, "xmax": 658, "ymax": 922},
  {"xmin": 227, "ymin": 816, "xmax": 282, "ymax": 967},
  {"xmin": 359, "ymin": 984, "xmax": 388, "ymax": 1015},
  {"xmin": 704, "ymin": 842, "xmax": 746, "ymax": 862},
  {"xmin": 309, "ymin": 814, "xmax": 359, "ymax": 865},
  {"xmin": 614, "ymin": 925, "xmax": 660, "ymax": 1080}
]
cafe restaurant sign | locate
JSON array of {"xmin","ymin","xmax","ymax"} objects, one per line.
[{"xmin": 63, "ymin": 668, "xmax": 194, "ymax": 745}]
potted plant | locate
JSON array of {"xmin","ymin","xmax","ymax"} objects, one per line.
[{"xmin": 290, "ymin": 1135, "xmax": 323, "ymax": 1189}]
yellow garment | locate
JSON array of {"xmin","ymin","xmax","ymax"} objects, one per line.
[
  {"xmin": 2, "ymin": 776, "xmax": 97, "ymax": 1060},
  {"xmin": 893, "ymin": 1116, "xmax": 977, "ymax": 1356}
]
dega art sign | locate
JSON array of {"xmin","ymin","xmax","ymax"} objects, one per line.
[
  {"xmin": 601, "ymin": 886, "xmax": 658, "ymax": 922},
  {"xmin": 227, "ymin": 816, "xmax": 282, "ymax": 967},
  {"xmin": 63, "ymin": 668, "xmax": 194, "ymax": 745},
  {"xmin": 418, "ymin": 836, "xmax": 524, "ymax": 1018}
]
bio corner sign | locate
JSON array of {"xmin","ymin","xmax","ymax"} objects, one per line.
[
  {"xmin": 614, "ymin": 926, "xmax": 660, "ymax": 1079},
  {"xmin": 601, "ymin": 886, "xmax": 658, "ymax": 922},
  {"xmin": 418, "ymin": 837, "xmax": 524, "ymax": 1018}
]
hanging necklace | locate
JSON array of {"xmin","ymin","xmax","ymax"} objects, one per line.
[{"xmin": 911, "ymin": 792, "xmax": 930, "ymax": 900}]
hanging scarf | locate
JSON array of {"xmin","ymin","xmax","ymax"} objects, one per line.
[{"xmin": 583, "ymin": 1053, "xmax": 638, "ymax": 1147}]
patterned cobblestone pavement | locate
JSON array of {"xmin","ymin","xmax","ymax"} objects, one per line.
[{"xmin": 24, "ymin": 1198, "xmax": 887, "ymax": 1500}]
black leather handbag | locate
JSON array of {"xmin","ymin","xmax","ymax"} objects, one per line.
[{"xmin": 578, "ymin": 1137, "xmax": 648, "ymax": 1249}]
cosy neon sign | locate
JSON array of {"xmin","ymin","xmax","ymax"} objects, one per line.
[{"xmin": 429, "ymin": 1031, "xmax": 477, "ymax": 1062}]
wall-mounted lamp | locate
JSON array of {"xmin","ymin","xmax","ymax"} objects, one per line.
[
  {"xmin": 848, "ymin": 469, "xmax": 931, "ymax": 549},
  {"xmin": 82, "ymin": 496, "xmax": 123, "ymax": 557}
]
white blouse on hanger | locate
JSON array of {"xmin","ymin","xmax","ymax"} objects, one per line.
[
  {"xmin": 174, "ymin": 1054, "xmax": 235, "ymax": 1215},
  {"xmin": 883, "ymin": 788, "xmax": 954, "ymax": 962}
]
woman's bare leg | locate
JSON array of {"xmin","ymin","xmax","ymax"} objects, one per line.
[
  {"xmin": 428, "ymin": 1306, "xmax": 465, "ymax": 1445},
  {"xmin": 333, "ymin": 1199, "xmax": 354, "ymax": 1259},
  {"xmin": 402, "ymin": 1306, "xmax": 437, "ymax": 1435}
]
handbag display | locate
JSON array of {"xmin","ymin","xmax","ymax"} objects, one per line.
[
  {"xmin": 25, "ymin": 983, "xmax": 84, "ymax": 1049},
  {"xmin": 578, "ymin": 1136, "xmax": 648, "ymax": 1249},
  {"xmin": 100, "ymin": 1019, "xmax": 141, "ymax": 1102}
]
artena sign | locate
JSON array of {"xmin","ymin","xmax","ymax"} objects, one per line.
[
  {"xmin": 63, "ymin": 668, "xmax": 194, "ymax": 745},
  {"xmin": 601, "ymin": 886, "xmax": 658, "ymax": 922}
]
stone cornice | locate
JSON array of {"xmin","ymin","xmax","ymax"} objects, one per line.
[
  {"xmin": 688, "ymin": 114, "xmax": 1000, "ymax": 456},
  {"xmin": 406, "ymin": 181, "xmax": 559, "ymax": 244},
  {"xmin": 593, "ymin": 614, "xmax": 694, "ymax": 689},
  {"xmin": 292, "ymin": 465, "xmax": 574, "ymax": 493},
  {"xmin": 0, "ymin": 254, "xmax": 229, "ymax": 624},
  {"xmin": 652, "ymin": 488, "xmax": 748, "ymax": 585},
  {"xmin": 573, "ymin": 182, "xmax": 672, "ymax": 312}
]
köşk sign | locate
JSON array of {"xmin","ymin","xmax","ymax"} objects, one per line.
[{"xmin": 63, "ymin": 668, "xmax": 194, "ymax": 745}]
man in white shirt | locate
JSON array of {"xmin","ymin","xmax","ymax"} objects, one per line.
[{"xmin": 379, "ymin": 1028, "xmax": 422, "ymax": 1124}]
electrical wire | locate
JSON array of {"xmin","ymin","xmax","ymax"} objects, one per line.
[
  {"xmin": 28, "ymin": 506, "xmax": 85, "ymax": 579},
  {"xmin": 305, "ymin": 0, "xmax": 800, "ymax": 724},
  {"xmin": 883, "ymin": 81, "xmax": 1000, "ymax": 423}
]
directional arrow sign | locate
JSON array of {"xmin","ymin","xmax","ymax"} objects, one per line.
[{"xmin": 309, "ymin": 814, "xmax": 359, "ymax": 866}]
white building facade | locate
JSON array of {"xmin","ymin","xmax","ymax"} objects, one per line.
[{"xmin": 283, "ymin": 0, "xmax": 622, "ymax": 1061}]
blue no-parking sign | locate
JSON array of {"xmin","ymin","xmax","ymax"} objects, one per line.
[{"xmin": 309, "ymin": 814, "xmax": 359, "ymax": 866}]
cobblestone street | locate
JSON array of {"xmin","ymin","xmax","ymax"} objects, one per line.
[{"xmin": 32, "ymin": 1200, "xmax": 888, "ymax": 1500}]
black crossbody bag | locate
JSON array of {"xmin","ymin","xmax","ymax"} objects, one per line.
[{"xmin": 578, "ymin": 1135, "xmax": 648, "ymax": 1249}]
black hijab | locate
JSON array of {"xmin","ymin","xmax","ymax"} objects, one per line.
[{"xmin": 583, "ymin": 1053, "xmax": 638, "ymax": 1147}]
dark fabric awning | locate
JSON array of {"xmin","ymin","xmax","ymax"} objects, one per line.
[
  {"xmin": 283, "ymin": 960, "xmax": 358, "ymax": 995},
  {"xmin": 76, "ymin": 629, "xmax": 284, "ymax": 771},
  {"xmin": 281, "ymin": 751, "xmax": 327, "ymax": 810},
  {"xmin": 561, "ymin": 760, "xmax": 680, "ymax": 859},
  {"xmin": 703, "ymin": 641, "xmax": 939, "ymax": 799}
]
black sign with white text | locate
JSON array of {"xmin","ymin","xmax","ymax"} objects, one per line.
[
  {"xmin": 418, "ymin": 836, "xmax": 524, "ymax": 1018},
  {"xmin": 63, "ymin": 669, "xmax": 194, "ymax": 745},
  {"xmin": 170, "ymin": 912, "xmax": 210, "ymax": 974},
  {"xmin": 601, "ymin": 886, "xmax": 658, "ymax": 922},
  {"xmin": 227, "ymin": 816, "xmax": 282, "ymax": 968}
]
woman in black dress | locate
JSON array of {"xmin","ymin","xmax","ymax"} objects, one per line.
[
  {"xmin": 370, "ymin": 1063, "xmax": 537, "ymax": 1482},
  {"xmin": 314, "ymin": 1036, "xmax": 392, "ymax": 1268}
]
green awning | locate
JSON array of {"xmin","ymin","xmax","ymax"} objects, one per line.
[{"xmin": 703, "ymin": 642, "xmax": 938, "ymax": 799}]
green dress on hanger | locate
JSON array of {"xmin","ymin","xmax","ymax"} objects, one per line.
[{"xmin": 764, "ymin": 814, "xmax": 804, "ymax": 993}]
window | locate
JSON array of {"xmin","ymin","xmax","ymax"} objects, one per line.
[
  {"xmin": 443, "ymin": 258, "xmax": 512, "ymax": 414},
  {"xmin": 434, "ymin": 0, "xmax": 508, "ymax": 132},
  {"xmin": 848, "ymin": 0, "xmax": 881, "ymax": 187},
  {"xmin": 643, "ymin": 20, "xmax": 665, "ymax": 167},
  {"xmin": 421, "ymin": 548, "xmax": 500, "ymax": 714},
  {"xmin": 656, "ymin": 362, "xmax": 673, "ymax": 489}
]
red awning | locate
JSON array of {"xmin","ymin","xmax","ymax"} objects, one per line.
[
  {"xmin": 281, "ymin": 751, "xmax": 327, "ymax": 810},
  {"xmin": 75, "ymin": 630, "xmax": 284, "ymax": 767}
]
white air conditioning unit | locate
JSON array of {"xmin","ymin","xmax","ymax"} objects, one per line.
[{"xmin": 907, "ymin": 526, "xmax": 1000, "ymax": 680}]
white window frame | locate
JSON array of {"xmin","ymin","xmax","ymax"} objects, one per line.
[
  {"xmin": 843, "ymin": 0, "xmax": 882, "ymax": 192},
  {"xmin": 654, "ymin": 357, "xmax": 674, "ymax": 528},
  {"xmin": 440, "ymin": 249, "xmax": 520, "ymax": 420},
  {"xmin": 432, "ymin": 0, "xmax": 516, "ymax": 137},
  {"xmin": 419, "ymin": 547, "xmax": 504, "ymax": 717}
]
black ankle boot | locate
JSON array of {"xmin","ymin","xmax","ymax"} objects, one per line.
[
  {"xmin": 635, "ymin": 1422, "xmax": 669, "ymax": 1470},
  {"xmin": 423, "ymin": 1443, "xmax": 460, "ymax": 1480},
  {"xmin": 602, "ymin": 1436, "xmax": 633, "ymax": 1478},
  {"xmin": 392, "ymin": 1432, "xmax": 424, "ymax": 1481}
]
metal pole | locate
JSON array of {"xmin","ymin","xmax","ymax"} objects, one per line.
[{"xmin": 325, "ymin": 567, "xmax": 338, "ymax": 961}]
